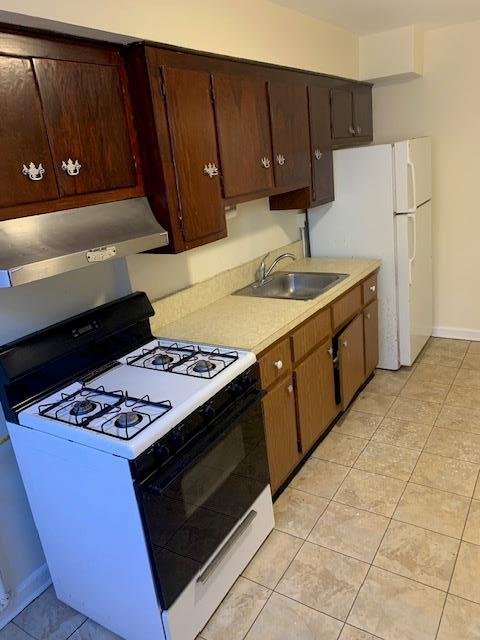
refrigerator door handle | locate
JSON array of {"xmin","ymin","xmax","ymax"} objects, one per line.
[
  {"xmin": 407, "ymin": 213, "xmax": 417, "ymax": 285},
  {"xmin": 406, "ymin": 158, "xmax": 417, "ymax": 213}
]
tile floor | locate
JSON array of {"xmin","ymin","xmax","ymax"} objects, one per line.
[{"xmin": 4, "ymin": 338, "xmax": 480, "ymax": 639}]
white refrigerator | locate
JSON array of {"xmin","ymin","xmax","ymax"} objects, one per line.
[{"xmin": 309, "ymin": 137, "xmax": 432, "ymax": 370}]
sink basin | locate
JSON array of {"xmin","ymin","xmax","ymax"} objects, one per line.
[{"xmin": 233, "ymin": 271, "xmax": 349, "ymax": 301}]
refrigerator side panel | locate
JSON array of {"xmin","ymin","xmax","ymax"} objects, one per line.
[{"xmin": 309, "ymin": 145, "xmax": 400, "ymax": 369}]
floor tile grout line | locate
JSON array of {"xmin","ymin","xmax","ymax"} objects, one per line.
[
  {"xmin": 11, "ymin": 621, "xmax": 38, "ymax": 640},
  {"xmin": 65, "ymin": 617, "xmax": 89, "ymax": 639}
]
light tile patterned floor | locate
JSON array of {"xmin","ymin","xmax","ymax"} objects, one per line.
[{"xmin": 4, "ymin": 338, "xmax": 480, "ymax": 639}]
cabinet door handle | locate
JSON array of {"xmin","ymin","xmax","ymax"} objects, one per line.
[
  {"xmin": 261, "ymin": 157, "xmax": 271, "ymax": 169},
  {"xmin": 22, "ymin": 162, "xmax": 45, "ymax": 181},
  {"xmin": 342, "ymin": 340, "xmax": 348, "ymax": 348},
  {"xmin": 274, "ymin": 360, "xmax": 283, "ymax": 370},
  {"xmin": 61, "ymin": 158, "xmax": 82, "ymax": 176},
  {"xmin": 370, "ymin": 285, "xmax": 376, "ymax": 293},
  {"xmin": 356, "ymin": 125, "xmax": 362, "ymax": 135},
  {"xmin": 314, "ymin": 149, "xmax": 323, "ymax": 160},
  {"xmin": 327, "ymin": 347, "xmax": 333, "ymax": 356},
  {"xmin": 348, "ymin": 125, "xmax": 356, "ymax": 135},
  {"xmin": 365, "ymin": 313, "xmax": 371, "ymax": 320},
  {"xmin": 276, "ymin": 154, "xmax": 286, "ymax": 166},
  {"xmin": 203, "ymin": 162, "xmax": 219, "ymax": 178},
  {"xmin": 287, "ymin": 384, "xmax": 294, "ymax": 394}
]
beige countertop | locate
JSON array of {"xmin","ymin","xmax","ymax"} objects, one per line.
[{"xmin": 153, "ymin": 257, "xmax": 381, "ymax": 355}]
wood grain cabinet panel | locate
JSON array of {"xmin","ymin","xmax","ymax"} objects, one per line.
[
  {"xmin": 258, "ymin": 338, "xmax": 291, "ymax": 389},
  {"xmin": 364, "ymin": 300, "xmax": 379, "ymax": 376},
  {"xmin": 338, "ymin": 314, "xmax": 365, "ymax": 409},
  {"xmin": 331, "ymin": 85, "xmax": 373, "ymax": 145},
  {"xmin": 33, "ymin": 58, "xmax": 138, "ymax": 196},
  {"xmin": 353, "ymin": 86, "xmax": 373, "ymax": 139},
  {"xmin": 294, "ymin": 340, "xmax": 337, "ymax": 452},
  {"xmin": 331, "ymin": 88, "xmax": 354, "ymax": 141},
  {"xmin": 268, "ymin": 81, "xmax": 311, "ymax": 191},
  {"xmin": 0, "ymin": 56, "xmax": 58, "ymax": 209},
  {"xmin": 262, "ymin": 374, "xmax": 299, "ymax": 493},
  {"xmin": 162, "ymin": 66, "xmax": 227, "ymax": 245},
  {"xmin": 308, "ymin": 85, "xmax": 334, "ymax": 206},
  {"xmin": 291, "ymin": 309, "xmax": 331, "ymax": 364},
  {"xmin": 332, "ymin": 286, "xmax": 362, "ymax": 331},
  {"xmin": 213, "ymin": 74, "xmax": 274, "ymax": 198}
]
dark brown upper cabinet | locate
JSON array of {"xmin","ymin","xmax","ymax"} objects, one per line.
[
  {"xmin": 270, "ymin": 84, "xmax": 334, "ymax": 211},
  {"xmin": 268, "ymin": 81, "xmax": 311, "ymax": 191},
  {"xmin": 0, "ymin": 56, "xmax": 59, "ymax": 208},
  {"xmin": 331, "ymin": 84, "xmax": 373, "ymax": 146},
  {"xmin": 212, "ymin": 74, "xmax": 274, "ymax": 199},
  {"xmin": 0, "ymin": 32, "xmax": 143, "ymax": 222},
  {"xmin": 162, "ymin": 66, "xmax": 227, "ymax": 246},
  {"xmin": 33, "ymin": 59, "xmax": 137, "ymax": 197}
]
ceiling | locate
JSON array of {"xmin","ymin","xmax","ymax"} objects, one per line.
[{"xmin": 270, "ymin": 0, "xmax": 480, "ymax": 34}]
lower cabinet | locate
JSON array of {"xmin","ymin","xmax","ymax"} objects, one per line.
[
  {"xmin": 364, "ymin": 300, "xmax": 379, "ymax": 376},
  {"xmin": 294, "ymin": 339, "xmax": 337, "ymax": 452},
  {"xmin": 338, "ymin": 314, "xmax": 365, "ymax": 409},
  {"xmin": 262, "ymin": 374, "xmax": 299, "ymax": 493}
]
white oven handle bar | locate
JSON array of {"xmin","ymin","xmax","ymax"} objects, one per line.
[{"xmin": 196, "ymin": 509, "xmax": 258, "ymax": 585}]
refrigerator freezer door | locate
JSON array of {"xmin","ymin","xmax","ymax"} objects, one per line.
[
  {"xmin": 394, "ymin": 138, "xmax": 432, "ymax": 213},
  {"xmin": 396, "ymin": 200, "xmax": 433, "ymax": 365},
  {"xmin": 309, "ymin": 144, "xmax": 400, "ymax": 370}
]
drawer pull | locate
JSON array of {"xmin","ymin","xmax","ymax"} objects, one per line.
[
  {"xmin": 366, "ymin": 312, "xmax": 371, "ymax": 320},
  {"xmin": 342, "ymin": 340, "xmax": 348, "ymax": 348},
  {"xmin": 276, "ymin": 154, "xmax": 286, "ymax": 166},
  {"xmin": 22, "ymin": 162, "xmax": 45, "ymax": 181},
  {"xmin": 287, "ymin": 384, "xmax": 293, "ymax": 394},
  {"xmin": 261, "ymin": 156, "xmax": 271, "ymax": 169},
  {"xmin": 274, "ymin": 360, "xmax": 283, "ymax": 370},
  {"xmin": 369, "ymin": 285, "xmax": 376, "ymax": 293},
  {"xmin": 327, "ymin": 347, "xmax": 333, "ymax": 356},
  {"xmin": 62, "ymin": 158, "xmax": 82, "ymax": 176}
]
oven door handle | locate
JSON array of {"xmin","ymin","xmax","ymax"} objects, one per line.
[
  {"xmin": 140, "ymin": 388, "xmax": 266, "ymax": 494},
  {"xmin": 196, "ymin": 509, "xmax": 257, "ymax": 585}
]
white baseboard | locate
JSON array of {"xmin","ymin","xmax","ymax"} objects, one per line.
[
  {"xmin": 0, "ymin": 563, "xmax": 51, "ymax": 629},
  {"xmin": 432, "ymin": 326, "xmax": 480, "ymax": 342}
]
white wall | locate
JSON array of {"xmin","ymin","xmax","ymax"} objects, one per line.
[
  {"xmin": 0, "ymin": 0, "xmax": 359, "ymax": 626},
  {"xmin": 373, "ymin": 19, "xmax": 480, "ymax": 338}
]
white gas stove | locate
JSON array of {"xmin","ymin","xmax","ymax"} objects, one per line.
[
  {"xmin": 19, "ymin": 338, "xmax": 255, "ymax": 458},
  {"xmin": 0, "ymin": 293, "xmax": 273, "ymax": 640}
]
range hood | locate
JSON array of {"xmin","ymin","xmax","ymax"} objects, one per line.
[{"xmin": 0, "ymin": 198, "xmax": 168, "ymax": 287}]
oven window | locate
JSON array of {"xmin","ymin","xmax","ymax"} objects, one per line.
[{"xmin": 139, "ymin": 398, "xmax": 268, "ymax": 609}]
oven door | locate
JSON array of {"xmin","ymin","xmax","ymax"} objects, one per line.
[{"xmin": 137, "ymin": 388, "xmax": 269, "ymax": 609}]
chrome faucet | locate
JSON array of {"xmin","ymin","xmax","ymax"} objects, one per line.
[{"xmin": 256, "ymin": 252, "xmax": 296, "ymax": 284}]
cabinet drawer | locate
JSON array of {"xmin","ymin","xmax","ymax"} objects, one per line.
[
  {"xmin": 258, "ymin": 338, "xmax": 291, "ymax": 388},
  {"xmin": 291, "ymin": 309, "xmax": 331, "ymax": 363},
  {"xmin": 363, "ymin": 274, "xmax": 378, "ymax": 305},
  {"xmin": 332, "ymin": 286, "xmax": 361, "ymax": 331}
]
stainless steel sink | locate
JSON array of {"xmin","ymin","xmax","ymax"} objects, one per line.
[{"xmin": 233, "ymin": 271, "xmax": 349, "ymax": 301}]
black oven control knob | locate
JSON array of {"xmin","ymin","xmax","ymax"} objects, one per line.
[
  {"xmin": 153, "ymin": 443, "xmax": 171, "ymax": 463},
  {"xmin": 199, "ymin": 403, "xmax": 215, "ymax": 421},
  {"xmin": 170, "ymin": 429, "xmax": 185, "ymax": 448},
  {"xmin": 228, "ymin": 382, "xmax": 243, "ymax": 398}
]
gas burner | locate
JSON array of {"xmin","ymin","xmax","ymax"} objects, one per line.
[
  {"xmin": 38, "ymin": 385, "xmax": 172, "ymax": 440},
  {"xmin": 192, "ymin": 360, "xmax": 216, "ymax": 374},
  {"xmin": 115, "ymin": 411, "xmax": 142, "ymax": 429},
  {"xmin": 70, "ymin": 399, "xmax": 97, "ymax": 416},
  {"xmin": 126, "ymin": 340, "xmax": 240, "ymax": 379},
  {"xmin": 151, "ymin": 353, "xmax": 174, "ymax": 367}
]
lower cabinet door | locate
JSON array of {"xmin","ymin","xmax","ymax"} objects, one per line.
[
  {"xmin": 262, "ymin": 375, "xmax": 299, "ymax": 493},
  {"xmin": 364, "ymin": 299, "xmax": 379, "ymax": 376},
  {"xmin": 339, "ymin": 314, "xmax": 366, "ymax": 409},
  {"xmin": 295, "ymin": 340, "xmax": 338, "ymax": 453}
]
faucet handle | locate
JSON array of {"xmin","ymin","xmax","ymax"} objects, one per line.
[{"xmin": 257, "ymin": 252, "xmax": 270, "ymax": 281}]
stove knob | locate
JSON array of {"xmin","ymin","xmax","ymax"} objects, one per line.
[
  {"xmin": 200, "ymin": 404, "xmax": 216, "ymax": 421},
  {"xmin": 228, "ymin": 382, "xmax": 243, "ymax": 398},
  {"xmin": 153, "ymin": 443, "xmax": 171, "ymax": 463},
  {"xmin": 170, "ymin": 429, "xmax": 185, "ymax": 448}
]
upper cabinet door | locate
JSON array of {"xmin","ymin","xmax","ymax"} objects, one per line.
[
  {"xmin": 330, "ymin": 88, "xmax": 354, "ymax": 140},
  {"xmin": 213, "ymin": 74, "xmax": 274, "ymax": 198},
  {"xmin": 162, "ymin": 66, "xmax": 226, "ymax": 245},
  {"xmin": 0, "ymin": 56, "xmax": 58, "ymax": 209},
  {"xmin": 352, "ymin": 86, "xmax": 373, "ymax": 139},
  {"xmin": 268, "ymin": 81, "xmax": 310, "ymax": 190},
  {"xmin": 33, "ymin": 58, "xmax": 138, "ymax": 197},
  {"xmin": 308, "ymin": 86, "xmax": 334, "ymax": 206}
]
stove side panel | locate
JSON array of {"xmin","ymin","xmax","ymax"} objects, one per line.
[{"xmin": 7, "ymin": 422, "xmax": 164, "ymax": 640}]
